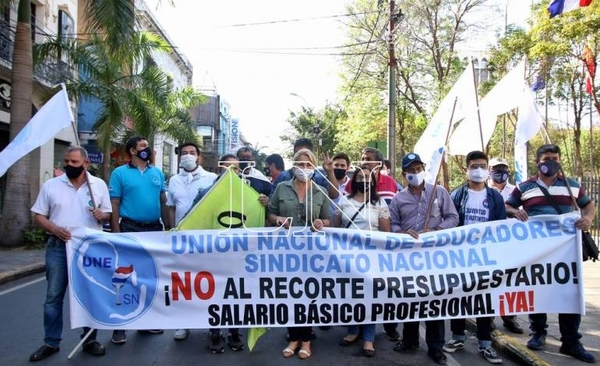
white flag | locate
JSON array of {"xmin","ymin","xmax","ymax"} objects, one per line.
[
  {"xmin": 0, "ymin": 87, "xmax": 73, "ymax": 177},
  {"xmin": 415, "ymin": 60, "xmax": 478, "ymax": 184},
  {"xmin": 514, "ymin": 84, "xmax": 544, "ymax": 183},
  {"xmin": 448, "ymin": 59, "xmax": 526, "ymax": 156}
]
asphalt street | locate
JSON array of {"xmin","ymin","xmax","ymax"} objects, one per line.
[{"xmin": 0, "ymin": 274, "xmax": 521, "ymax": 366}]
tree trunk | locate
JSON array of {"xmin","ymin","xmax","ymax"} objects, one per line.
[
  {"xmin": 574, "ymin": 117, "xmax": 583, "ymax": 177},
  {"xmin": 0, "ymin": 1, "xmax": 33, "ymax": 247}
]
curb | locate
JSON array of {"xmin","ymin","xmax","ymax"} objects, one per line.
[
  {"xmin": 465, "ymin": 319, "xmax": 551, "ymax": 366},
  {"xmin": 0, "ymin": 262, "xmax": 45, "ymax": 286}
]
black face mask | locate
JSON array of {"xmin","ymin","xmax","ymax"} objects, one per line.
[
  {"xmin": 238, "ymin": 159, "xmax": 251, "ymax": 171},
  {"xmin": 137, "ymin": 147, "xmax": 152, "ymax": 162},
  {"xmin": 64, "ymin": 164, "xmax": 85, "ymax": 179},
  {"xmin": 333, "ymin": 168, "xmax": 346, "ymax": 180},
  {"xmin": 352, "ymin": 181, "xmax": 369, "ymax": 193},
  {"xmin": 491, "ymin": 170, "xmax": 509, "ymax": 184},
  {"xmin": 538, "ymin": 160, "xmax": 560, "ymax": 177}
]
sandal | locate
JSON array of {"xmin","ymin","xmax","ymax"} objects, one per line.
[
  {"xmin": 298, "ymin": 348, "xmax": 312, "ymax": 360},
  {"xmin": 282, "ymin": 341, "xmax": 298, "ymax": 358}
]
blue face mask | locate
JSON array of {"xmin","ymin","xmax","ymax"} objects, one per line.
[
  {"xmin": 538, "ymin": 160, "xmax": 560, "ymax": 177},
  {"xmin": 491, "ymin": 169, "xmax": 509, "ymax": 184}
]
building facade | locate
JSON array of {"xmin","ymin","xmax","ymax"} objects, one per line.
[{"xmin": 0, "ymin": 0, "xmax": 80, "ymax": 213}]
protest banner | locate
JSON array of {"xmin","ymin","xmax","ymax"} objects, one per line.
[{"xmin": 67, "ymin": 213, "xmax": 585, "ymax": 330}]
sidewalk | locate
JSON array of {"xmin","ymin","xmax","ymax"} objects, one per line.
[{"xmin": 0, "ymin": 247, "xmax": 598, "ymax": 366}]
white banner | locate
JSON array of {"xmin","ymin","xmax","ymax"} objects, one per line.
[
  {"xmin": 68, "ymin": 214, "xmax": 585, "ymax": 330},
  {"xmin": 514, "ymin": 85, "xmax": 544, "ymax": 183},
  {"xmin": 0, "ymin": 87, "xmax": 73, "ymax": 177}
]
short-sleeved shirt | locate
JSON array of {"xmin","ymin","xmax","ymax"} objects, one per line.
[
  {"xmin": 109, "ymin": 163, "xmax": 166, "ymax": 222},
  {"xmin": 506, "ymin": 175, "xmax": 591, "ymax": 216},
  {"xmin": 167, "ymin": 166, "xmax": 217, "ymax": 224},
  {"xmin": 31, "ymin": 173, "xmax": 112, "ymax": 230},
  {"xmin": 268, "ymin": 179, "xmax": 331, "ymax": 227},
  {"xmin": 389, "ymin": 183, "xmax": 459, "ymax": 233},
  {"xmin": 488, "ymin": 181, "xmax": 515, "ymax": 201},
  {"xmin": 337, "ymin": 197, "xmax": 390, "ymax": 231}
]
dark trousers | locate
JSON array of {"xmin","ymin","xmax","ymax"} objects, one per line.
[
  {"xmin": 450, "ymin": 317, "xmax": 493, "ymax": 342},
  {"xmin": 529, "ymin": 313, "xmax": 581, "ymax": 344},
  {"xmin": 119, "ymin": 219, "xmax": 163, "ymax": 233},
  {"xmin": 383, "ymin": 322, "xmax": 397, "ymax": 334},
  {"xmin": 402, "ymin": 320, "xmax": 445, "ymax": 351},
  {"xmin": 288, "ymin": 326, "xmax": 312, "ymax": 342}
]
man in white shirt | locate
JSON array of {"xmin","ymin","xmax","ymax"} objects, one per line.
[
  {"xmin": 167, "ymin": 142, "xmax": 217, "ymax": 340},
  {"xmin": 29, "ymin": 146, "xmax": 112, "ymax": 362}
]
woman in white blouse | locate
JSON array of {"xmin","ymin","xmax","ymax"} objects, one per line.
[{"xmin": 333, "ymin": 165, "xmax": 390, "ymax": 357}]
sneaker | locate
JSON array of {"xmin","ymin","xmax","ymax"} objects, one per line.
[
  {"xmin": 227, "ymin": 332, "xmax": 245, "ymax": 351},
  {"xmin": 428, "ymin": 349, "xmax": 448, "ymax": 365},
  {"xmin": 526, "ymin": 333, "xmax": 546, "ymax": 350},
  {"xmin": 173, "ymin": 329, "xmax": 190, "ymax": 341},
  {"xmin": 478, "ymin": 346, "xmax": 503, "ymax": 364},
  {"xmin": 383, "ymin": 329, "xmax": 400, "ymax": 341},
  {"xmin": 209, "ymin": 333, "xmax": 225, "ymax": 354},
  {"xmin": 559, "ymin": 342, "xmax": 596, "ymax": 363},
  {"xmin": 111, "ymin": 330, "xmax": 127, "ymax": 345},
  {"xmin": 443, "ymin": 339, "xmax": 465, "ymax": 353},
  {"xmin": 393, "ymin": 340, "xmax": 419, "ymax": 352}
]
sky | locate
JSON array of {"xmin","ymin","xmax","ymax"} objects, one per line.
[
  {"xmin": 145, "ymin": 0, "xmax": 350, "ymax": 155},
  {"xmin": 145, "ymin": 0, "xmax": 531, "ymax": 156}
]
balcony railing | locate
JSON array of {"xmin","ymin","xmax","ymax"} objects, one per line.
[{"xmin": 0, "ymin": 19, "xmax": 74, "ymax": 86}]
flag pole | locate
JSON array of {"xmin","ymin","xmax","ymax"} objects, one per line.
[{"xmin": 470, "ymin": 58, "xmax": 485, "ymax": 152}]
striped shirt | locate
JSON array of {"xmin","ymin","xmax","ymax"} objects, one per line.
[
  {"xmin": 389, "ymin": 183, "xmax": 459, "ymax": 233},
  {"xmin": 506, "ymin": 175, "xmax": 591, "ymax": 216}
]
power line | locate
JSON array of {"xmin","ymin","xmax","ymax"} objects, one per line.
[{"xmin": 212, "ymin": 11, "xmax": 378, "ymax": 28}]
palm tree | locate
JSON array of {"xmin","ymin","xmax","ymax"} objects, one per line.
[{"xmin": 0, "ymin": 0, "xmax": 34, "ymax": 246}]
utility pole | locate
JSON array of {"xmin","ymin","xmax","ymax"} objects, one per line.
[{"xmin": 386, "ymin": 1, "xmax": 399, "ymax": 177}]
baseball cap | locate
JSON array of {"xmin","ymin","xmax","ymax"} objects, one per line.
[
  {"xmin": 401, "ymin": 153, "xmax": 424, "ymax": 169},
  {"xmin": 489, "ymin": 158, "xmax": 509, "ymax": 168}
]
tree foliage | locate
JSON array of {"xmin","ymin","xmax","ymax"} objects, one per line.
[{"xmin": 487, "ymin": 1, "xmax": 600, "ymax": 177}]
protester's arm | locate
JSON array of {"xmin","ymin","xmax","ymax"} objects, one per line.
[
  {"xmin": 168, "ymin": 206, "xmax": 176, "ymax": 229},
  {"xmin": 437, "ymin": 187, "xmax": 459, "ymax": 230},
  {"xmin": 35, "ymin": 214, "xmax": 71, "ymax": 241},
  {"xmin": 160, "ymin": 192, "xmax": 170, "ymax": 230},
  {"xmin": 577, "ymin": 201, "xmax": 596, "ymax": 231},
  {"xmin": 110, "ymin": 199, "xmax": 121, "ymax": 233}
]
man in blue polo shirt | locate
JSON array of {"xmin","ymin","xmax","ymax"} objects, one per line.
[
  {"xmin": 108, "ymin": 135, "xmax": 168, "ymax": 344},
  {"xmin": 506, "ymin": 144, "xmax": 596, "ymax": 363}
]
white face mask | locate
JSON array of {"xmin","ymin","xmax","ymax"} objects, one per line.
[
  {"xmin": 180, "ymin": 154, "xmax": 198, "ymax": 171},
  {"xmin": 468, "ymin": 168, "xmax": 489, "ymax": 183},
  {"xmin": 405, "ymin": 171, "xmax": 425, "ymax": 187},
  {"xmin": 294, "ymin": 167, "xmax": 314, "ymax": 182}
]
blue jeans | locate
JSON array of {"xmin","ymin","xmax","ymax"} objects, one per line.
[
  {"xmin": 43, "ymin": 236, "xmax": 68, "ymax": 347},
  {"xmin": 347, "ymin": 324, "xmax": 376, "ymax": 342},
  {"xmin": 43, "ymin": 236, "xmax": 97, "ymax": 347},
  {"xmin": 529, "ymin": 313, "xmax": 582, "ymax": 344}
]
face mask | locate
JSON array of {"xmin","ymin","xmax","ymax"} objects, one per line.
[
  {"xmin": 353, "ymin": 181, "xmax": 370, "ymax": 193},
  {"xmin": 491, "ymin": 169, "xmax": 509, "ymax": 184},
  {"xmin": 294, "ymin": 168, "xmax": 314, "ymax": 182},
  {"xmin": 180, "ymin": 154, "xmax": 197, "ymax": 171},
  {"xmin": 333, "ymin": 168, "xmax": 346, "ymax": 180},
  {"xmin": 405, "ymin": 171, "xmax": 425, "ymax": 187},
  {"xmin": 64, "ymin": 164, "xmax": 85, "ymax": 179},
  {"xmin": 238, "ymin": 159, "xmax": 251, "ymax": 171},
  {"xmin": 468, "ymin": 168, "xmax": 489, "ymax": 183},
  {"xmin": 137, "ymin": 147, "xmax": 152, "ymax": 162},
  {"xmin": 538, "ymin": 160, "xmax": 560, "ymax": 177},
  {"xmin": 264, "ymin": 167, "xmax": 271, "ymax": 177}
]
